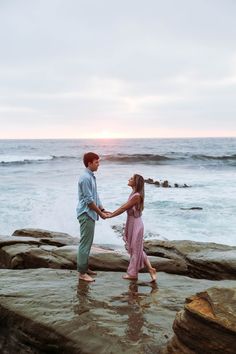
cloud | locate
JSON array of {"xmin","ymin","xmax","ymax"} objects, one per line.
[
  {"xmin": 0, "ymin": 0, "xmax": 236, "ymax": 138},
  {"xmin": 0, "ymin": 106, "xmax": 36, "ymax": 113}
]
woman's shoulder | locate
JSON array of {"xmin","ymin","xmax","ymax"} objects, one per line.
[{"xmin": 129, "ymin": 192, "xmax": 141, "ymax": 200}]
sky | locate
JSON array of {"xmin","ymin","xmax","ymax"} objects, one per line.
[{"xmin": 0, "ymin": 0, "xmax": 236, "ymax": 139}]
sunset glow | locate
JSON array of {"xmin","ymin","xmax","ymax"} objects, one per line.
[{"xmin": 0, "ymin": 1, "xmax": 236, "ymax": 139}]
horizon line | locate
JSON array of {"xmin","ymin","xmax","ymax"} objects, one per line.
[{"xmin": 0, "ymin": 136, "xmax": 236, "ymax": 140}]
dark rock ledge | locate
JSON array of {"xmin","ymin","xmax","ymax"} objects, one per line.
[
  {"xmin": 0, "ymin": 269, "xmax": 235, "ymax": 354},
  {"xmin": 0, "ymin": 228, "xmax": 236, "ymax": 353}
]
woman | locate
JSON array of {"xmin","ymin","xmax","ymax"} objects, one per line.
[{"xmin": 107, "ymin": 174, "xmax": 157, "ymax": 282}]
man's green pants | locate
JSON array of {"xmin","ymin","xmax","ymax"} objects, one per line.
[{"xmin": 77, "ymin": 213, "xmax": 95, "ymax": 273}]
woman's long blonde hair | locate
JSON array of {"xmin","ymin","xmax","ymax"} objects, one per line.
[{"xmin": 133, "ymin": 174, "xmax": 145, "ymax": 211}]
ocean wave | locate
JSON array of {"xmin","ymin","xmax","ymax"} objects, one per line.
[
  {"xmin": 1, "ymin": 153, "xmax": 236, "ymax": 167},
  {"xmin": 0, "ymin": 153, "xmax": 170, "ymax": 166},
  {"xmin": 51, "ymin": 155, "xmax": 77, "ymax": 160},
  {"xmin": 0, "ymin": 154, "xmax": 80, "ymax": 166},
  {"xmin": 0, "ymin": 155, "xmax": 54, "ymax": 165},
  {"xmin": 101, "ymin": 153, "xmax": 171, "ymax": 163},
  {"xmin": 101, "ymin": 153, "xmax": 236, "ymax": 166},
  {"xmin": 192, "ymin": 154, "xmax": 236, "ymax": 161}
]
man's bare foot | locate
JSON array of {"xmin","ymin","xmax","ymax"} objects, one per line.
[
  {"xmin": 87, "ymin": 269, "xmax": 97, "ymax": 276},
  {"xmin": 150, "ymin": 268, "xmax": 157, "ymax": 282},
  {"xmin": 79, "ymin": 273, "xmax": 95, "ymax": 282},
  {"xmin": 122, "ymin": 274, "xmax": 138, "ymax": 280}
]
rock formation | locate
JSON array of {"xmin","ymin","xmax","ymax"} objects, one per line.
[
  {"xmin": 0, "ymin": 228, "xmax": 236, "ymax": 353},
  {"xmin": 144, "ymin": 178, "xmax": 190, "ymax": 188},
  {"xmin": 0, "ymin": 269, "xmax": 235, "ymax": 354},
  {"xmin": 163, "ymin": 287, "xmax": 236, "ymax": 353}
]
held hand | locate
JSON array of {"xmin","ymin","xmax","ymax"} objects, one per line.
[
  {"xmin": 100, "ymin": 212, "xmax": 107, "ymax": 219},
  {"xmin": 100, "ymin": 212, "xmax": 112, "ymax": 219},
  {"xmin": 105, "ymin": 212, "xmax": 114, "ymax": 219},
  {"xmin": 103, "ymin": 212, "xmax": 112, "ymax": 219}
]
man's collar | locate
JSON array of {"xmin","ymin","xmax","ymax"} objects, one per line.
[{"xmin": 86, "ymin": 168, "xmax": 95, "ymax": 177}]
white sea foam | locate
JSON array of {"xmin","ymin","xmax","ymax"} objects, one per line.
[{"xmin": 0, "ymin": 138, "xmax": 236, "ymax": 246}]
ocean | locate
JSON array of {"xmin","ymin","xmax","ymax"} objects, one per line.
[{"xmin": 0, "ymin": 138, "xmax": 235, "ymax": 246}]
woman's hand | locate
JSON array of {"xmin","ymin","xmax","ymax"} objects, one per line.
[
  {"xmin": 101, "ymin": 212, "xmax": 113, "ymax": 219},
  {"xmin": 104, "ymin": 212, "xmax": 113, "ymax": 218}
]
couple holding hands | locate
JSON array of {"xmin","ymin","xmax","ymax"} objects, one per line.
[{"xmin": 76, "ymin": 152, "xmax": 157, "ymax": 283}]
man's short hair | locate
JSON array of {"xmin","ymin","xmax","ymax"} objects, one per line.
[{"xmin": 83, "ymin": 152, "xmax": 99, "ymax": 167}]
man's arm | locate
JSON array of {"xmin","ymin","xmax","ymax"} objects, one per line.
[
  {"xmin": 80, "ymin": 178, "xmax": 106, "ymax": 218},
  {"xmin": 88, "ymin": 202, "xmax": 106, "ymax": 219}
]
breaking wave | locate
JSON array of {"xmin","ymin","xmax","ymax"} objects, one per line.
[{"xmin": 1, "ymin": 153, "xmax": 236, "ymax": 166}]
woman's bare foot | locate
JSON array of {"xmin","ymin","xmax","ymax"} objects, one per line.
[
  {"xmin": 79, "ymin": 273, "xmax": 95, "ymax": 282},
  {"xmin": 150, "ymin": 268, "xmax": 157, "ymax": 282},
  {"xmin": 122, "ymin": 274, "xmax": 138, "ymax": 280}
]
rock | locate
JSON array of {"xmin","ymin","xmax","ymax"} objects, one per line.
[
  {"xmin": 163, "ymin": 287, "xmax": 236, "ymax": 353},
  {"xmin": 145, "ymin": 178, "xmax": 190, "ymax": 188},
  {"xmin": 1, "ymin": 232, "xmax": 236, "ymax": 280},
  {"xmin": 112, "ymin": 224, "xmax": 162, "ymax": 240},
  {"xmin": 144, "ymin": 178, "xmax": 154, "ymax": 184},
  {"xmin": 0, "ymin": 234, "xmax": 41, "ymax": 247},
  {"xmin": 90, "ymin": 251, "xmax": 187, "ymax": 274},
  {"xmin": 162, "ymin": 180, "xmax": 170, "ymax": 188},
  {"xmin": 144, "ymin": 240, "xmax": 236, "ymax": 280},
  {"xmin": 12, "ymin": 228, "xmax": 78, "ymax": 246},
  {"xmin": 111, "ymin": 224, "xmax": 125, "ymax": 236},
  {"xmin": 89, "ymin": 250, "xmax": 129, "ymax": 271},
  {"xmin": 0, "ymin": 235, "xmax": 186, "ymax": 274},
  {"xmin": 180, "ymin": 207, "xmax": 203, "ymax": 210},
  {"xmin": 0, "ymin": 269, "xmax": 235, "ymax": 354},
  {"xmin": 0, "ymin": 243, "xmax": 75, "ymax": 269}
]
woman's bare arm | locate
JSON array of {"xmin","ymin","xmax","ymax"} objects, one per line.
[{"xmin": 109, "ymin": 194, "xmax": 140, "ymax": 218}]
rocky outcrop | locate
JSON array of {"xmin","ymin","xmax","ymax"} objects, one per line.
[
  {"xmin": 163, "ymin": 287, "xmax": 236, "ymax": 354},
  {"xmin": 0, "ymin": 229, "xmax": 236, "ymax": 353},
  {"xmin": 0, "ymin": 233, "xmax": 75, "ymax": 269},
  {"xmin": 180, "ymin": 207, "xmax": 203, "ymax": 210},
  {"xmin": 0, "ymin": 230, "xmax": 236, "ymax": 280},
  {"xmin": 144, "ymin": 178, "xmax": 190, "ymax": 188},
  {"xmin": 0, "ymin": 269, "xmax": 235, "ymax": 354},
  {"xmin": 144, "ymin": 239, "xmax": 236, "ymax": 280},
  {"xmin": 12, "ymin": 228, "xmax": 78, "ymax": 246},
  {"xmin": 0, "ymin": 230, "xmax": 185, "ymax": 274}
]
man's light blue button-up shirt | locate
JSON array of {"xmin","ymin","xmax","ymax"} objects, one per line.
[{"xmin": 76, "ymin": 168, "xmax": 102, "ymax": 221}]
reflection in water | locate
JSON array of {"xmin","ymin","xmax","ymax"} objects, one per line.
[
  {"xmin": 74, "ymin": 281, "xmax": 91, "ymax": 315},
  {"xmin": 125, "ymin": 281, "xmax": 158, "ymax": 342},
  {"xmin": 73, "ymin": 278, "xmax": 158, "ymax": 344}
]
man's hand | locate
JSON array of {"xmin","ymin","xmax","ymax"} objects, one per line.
[
  {"xmin": 100, "ymin": 212, "xmax": 106, "ymax": 219},
  {"xmin": 104, "ymin": 212, "xmax": 113, "ymax": 219},
  {"xmin": 100, "ymin": 212, "xmax": 112, "ymax": 219}
]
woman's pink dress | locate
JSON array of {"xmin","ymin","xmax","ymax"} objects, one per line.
[{"xmin": 123, "ymin": 192, "xmax": 148, "ymax": 277}]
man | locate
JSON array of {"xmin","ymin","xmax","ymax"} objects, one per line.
[{"xmin": 76, "ymin": 152, "xmax": 108, "ymax": 282}]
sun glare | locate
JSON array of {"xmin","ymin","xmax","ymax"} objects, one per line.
[
  {"xmin": 92, "ymin": 130, "xmax": 125, "ymax": 139},
  {"xmin": 99, "ymin": 130, "xmax": 111, "ymax": 139}
]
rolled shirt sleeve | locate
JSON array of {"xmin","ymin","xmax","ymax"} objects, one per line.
[
  {"xmin": 80, "ymin": 178, "xmax": 94, "ymax": 205},
  {"xmin": 97, "ymin": 194, "xmax": 103, "ymax": 210},
  {"xmin": 76, "ymin": 169, "xmax": 101, "ymax": 221}
]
